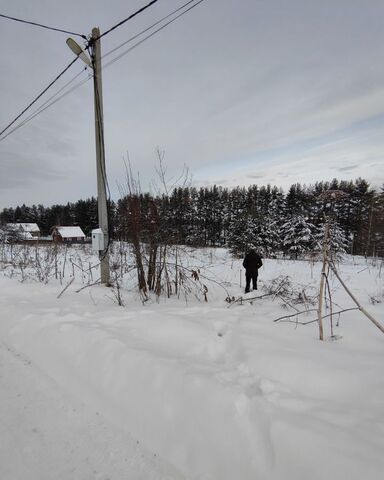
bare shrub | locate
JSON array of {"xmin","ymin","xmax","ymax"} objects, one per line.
[
  {"xmin": 115, "ymin": 151, "xmax": 209, "ymax": 302},
  {"xmin": 262, "ymin": 275, "xmax": 318, "ymax": 311}
]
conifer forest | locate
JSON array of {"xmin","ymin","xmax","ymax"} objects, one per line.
[{"xmin": 1, "ymin": 178, "xmax": 383, "ymax": 258}]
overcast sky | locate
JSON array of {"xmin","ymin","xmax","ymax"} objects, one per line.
[{"xmin": 1, "ymin": 0, "xmax": 384, "ymax": 208}]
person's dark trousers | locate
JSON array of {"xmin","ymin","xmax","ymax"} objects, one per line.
[{"xmin": 245, "ymin": 273, "xmax": 258, "ymax": 293}]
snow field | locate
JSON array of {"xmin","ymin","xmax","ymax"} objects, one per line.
[
  {"xmin": 0, "ymin": 248, "xmax": 383, "ymax": 479},
  {"xmin": 0, "ymin": 341, "xmax": 185, "ymax": 480}
]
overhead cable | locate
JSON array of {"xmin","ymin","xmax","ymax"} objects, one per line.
[
  {"xmin": 0, "ymin": 0, "xmax": 161, "ymax": 140},
  {"xmin": 0, "ymin": 13, "xmax": 86, "ymax": 38},
  {"xmin": 103, "ymin": 0, "xmax": 205, "ymax": 69},
  {"xmin": 0, "ymin": 68, "xmax": 90, "ymax": 142},
  {"xmin": 96, "ymin": 0, "xmax": 159, "ymax": 40},
  {"xmin": 0, "ymin": 0, "xmax": 206, "ymax": 142},
  {"xmin": 102, "ymin": 0, "xmax": 199, "ymax": 59},
  {"xmin": 0, "ymin": 56, "xmax": 79, "ymax": 138}
]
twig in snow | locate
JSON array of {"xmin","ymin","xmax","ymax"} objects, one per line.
[
  {"xmin": 273, "ymin": 308, "xmax": 318, "ymax": 322},
  {"xmin": 75, "ymin": 279, "xmax": 101, "ymax": 293},
  {"xmin": 228, "ymin": 292, "xmax": 274, "ymax": 307},
  {"xmin": 275, "ymin": 293, "xmax": 300, "ymax": 312},
  {"xmin": 57, "ymin": 277, "xmax": 74, "ymax": 299},
  {"xmin": 274, "ymin": 307, "xmax": 359, "ymax": 325}
]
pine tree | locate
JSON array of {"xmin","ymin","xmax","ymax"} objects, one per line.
[
  {"xmin": 227, "ymin": 214, "xmax": 264, "ymax": 256},
  {"xmin": 315, "ymin": 220, "xmax": 351, "ymax": 258},
  {"xmin": 281, "ymin": 214, "xmax": 316, "ymax": 258},
  {"xmin": 370, "ymin": 185, "xmax": 384, "ymax": 257}
]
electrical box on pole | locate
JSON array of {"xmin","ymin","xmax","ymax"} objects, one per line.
[{"xmin": 91, "ymin": 228, "xmax": 105, "ymax": 251}]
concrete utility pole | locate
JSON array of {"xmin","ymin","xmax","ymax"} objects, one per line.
[
  {"xmin": 90, "ymin": 27, "xmax": 110, "ymax": 284},
  {"xmin": 66, "ymin": 29, "xmax": 110, "ymax": 284}
]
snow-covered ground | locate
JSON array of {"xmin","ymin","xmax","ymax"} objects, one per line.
[{"xmin": 0, "ymin": 246, "xmax": 383, "ymax": 480}]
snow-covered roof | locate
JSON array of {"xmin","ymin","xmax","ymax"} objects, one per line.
[
  {"xmin": 55, "ymin": 226, "xmax": 85, "ymax": 238},
  {"xmin": 20, "ymin": 223, "xmax": 40, "ymax": 232},
  {"xmin": 6, "ymin": 223, "xmax": 40, "ymax": 232}
]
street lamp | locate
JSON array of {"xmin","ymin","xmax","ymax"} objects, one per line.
[{"xmin": 66, "ymin": 38, "xmax": 92, "ymax": 67}]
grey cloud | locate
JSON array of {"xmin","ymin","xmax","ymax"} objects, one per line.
[
  {"xmin": 2, "ymin": 0, "xmax": 384, "ymax": 206},
  {"xmin": 336, "ymin": 165, "xmax": 359, "ymax": 172},
  {"xmin": 248, "ymin": 174, "xmax": 265, "ymax": 179},
  {"xmin": 276, "ymin": 173, "xmax": 289, "ymax": 178},
  {"xmin": 46, "ymin": 139, "xmax": 77, "ymax": 157},
  {"xmin": 0, "ymin": 152, "xmax": 67, "ymax": 190}
]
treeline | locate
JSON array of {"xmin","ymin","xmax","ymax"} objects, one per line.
[
  {"xmin": 0, "ymin": 198, "xmax": 100, "ymax": 238},
  {"xmin": 1, "ymin": 178, "xmax": 383, "ymax": 257}
]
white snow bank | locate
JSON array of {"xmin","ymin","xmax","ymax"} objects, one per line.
[{"xmin": 1, "ymin": 251, "xmax": 383, "ymax": 480}]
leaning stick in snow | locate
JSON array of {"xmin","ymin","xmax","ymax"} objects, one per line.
[
  {"xmin": 57, "ymin": 277, "xmax": 75, "ymax": 299},
  {"xmin": 324, "ymin": 269, "xmax": 334, "ymax": 337},
  {"xmin": 329, "ymin": 261, "xmax": 384, "ymax": 335}
]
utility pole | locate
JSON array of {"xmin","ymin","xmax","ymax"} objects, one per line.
[
  {"xmin": 66, "ymin": 30, "xmax": 110, "ymax": 283},
  {"xmin": 90, "ymin": 27, "xmax": 110, "ymax": 284}
]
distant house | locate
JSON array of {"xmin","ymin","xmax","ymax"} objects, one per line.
[
  {"xmin": 51, "ymin": 226, "xmax": 86, "ymax": 243},
  {"xmin": 5, "ymin": 223, "xmax": 40, "ymax": 240}
]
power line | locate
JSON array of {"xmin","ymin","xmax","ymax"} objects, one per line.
[
  {"xmin": 103, "ymin": 0, "xmax": 205, "ymax": 69},
  {"xmin": 96, "ymin": 0, "xmax": 159, "ymax": 41},
  {"xmin": 0, "ymin": 56, "xmax": 79, "ymax": 138},
  {"xmin": 102, "ymin": 0, "xmax": 199, "ymax": 60},
  {"xmin": 0, "ymin": 0, "xmax": 206, "ymax": 142},
  {"xmin": 0, "ymin": 13, "xmax": 86, "ymax": 38},
  {"xmin": 0, "ymin": 0, "xmax": 161, "ymax": 141},
  {"xmin": 0, "ymin": 68, "xmax": 90, "ymax": 142}
]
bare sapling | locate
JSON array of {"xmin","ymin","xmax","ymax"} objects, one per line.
[
  {"xmin": 118, "ymin": 156, "xmax": 148, "ymax": 297},
  {"xmin": 33, "ymin": 243, "xmax": 60, "ymax": 284},
  {"xmin": 317, "ymin": 220, "xmax": 329, "ymax": 340},
  {"xmin": 110, "ymin": 260, "xmax": 124, "ymax": 306}
]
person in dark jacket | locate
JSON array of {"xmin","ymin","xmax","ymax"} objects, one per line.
[{"xmin": 243, "ymin": 248, "xmax": 263, "ymax": 293}]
